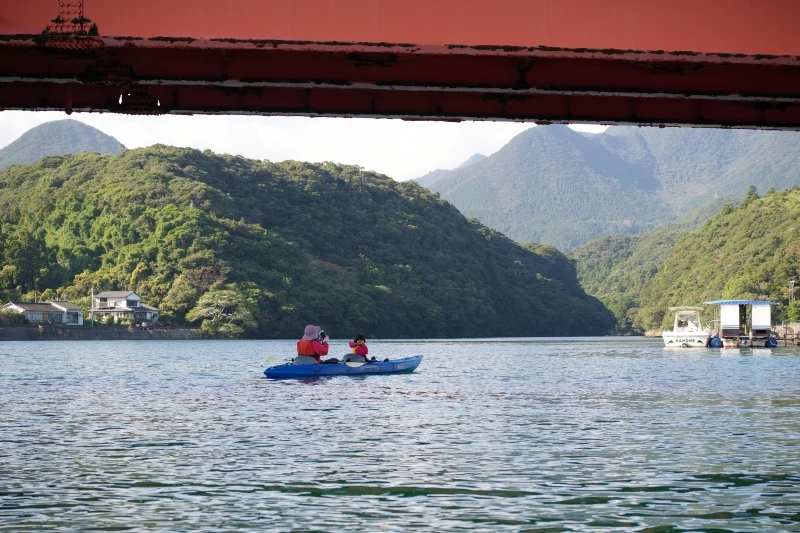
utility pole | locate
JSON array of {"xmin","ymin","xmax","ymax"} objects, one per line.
[
  {"xmin": 90, "ymin": 287, "xmax": 94, "ymax": 327},
  {"xmin": 790, "ymin": 280, "xmax": 796, "ymax": 302}
]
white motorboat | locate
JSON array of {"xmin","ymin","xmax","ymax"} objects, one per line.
[{"xmin": 662, "ymin": 306, "xmax": 711, "ymax": 348}]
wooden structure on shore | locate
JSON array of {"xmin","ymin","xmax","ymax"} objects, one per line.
[{"xmin": 776, "ymin": 323, "xmax": 800, "ymax": 346}]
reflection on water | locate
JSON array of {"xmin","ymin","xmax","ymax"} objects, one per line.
[{"xmin": 2, "ymin": 338, "xmax": 799, "ymax": 531}]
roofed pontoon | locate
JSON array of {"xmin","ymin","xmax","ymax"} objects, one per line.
[{"xmin": 705, "ymin": 300, "xmax": 779, "ymax": 348}]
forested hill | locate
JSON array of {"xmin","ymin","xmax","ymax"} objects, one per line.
[
  {"xmin": 420, "ymin": 125, "xmax": 800, "ymax": 251},
  {"xmin": 0, "ymin": 119, "xmax": 122, "ymax": 172},
  {"xmin": 569, "ymin": 227, "xmax": 688, "ymax": 334},
  {"xmin": 0, "ymin": 146, "xmax": 615, "ymax": 338},
  {"xmin": 569, "ymin": 194, "xmax": 740, "ymax": 333},
  {"xmin": 571, "ymin": 187, "xmax": 800, "ymax": 333}
]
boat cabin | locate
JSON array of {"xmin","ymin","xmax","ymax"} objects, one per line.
[
  {"xmin": 705, "ymin": 299, "xmax": 778, "ymax": 346},
  {"xmin": 669, "ymin": 306, "xmax": 704, "ymax": 332},
  {"xmin": 663, "ymin": 306, "xmax": 711, "ymax": 348}
]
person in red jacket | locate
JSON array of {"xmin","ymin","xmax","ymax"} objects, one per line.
[
  {"xmin": 348, "ymin": 334, "xmax": 369, "ymax": 358},
  {"xmin": 296, "ymin": 324, "xmax": 329, "ymax": 363}
]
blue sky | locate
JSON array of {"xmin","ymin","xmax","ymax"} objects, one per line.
[{"xmin": 0, "ymin": 111, "xmax": 606, "ymax": 181}]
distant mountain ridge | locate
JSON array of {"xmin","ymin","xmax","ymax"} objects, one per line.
[
  {"xmin": 596, "ymin": 126, "xmax": 800, "ymax": 215},
  {"xmin": 415, "ymin": 153, "xmax": 487, "ymax": 188},
  {"xmin": 421, "ymin": 126, "xmax": 675, "ymax": 250},
  {"xmin": 418, "ymin": 125, "xmax": 800, "ymax": 250},
  {"xmin": 0, "ymin": 119, "xmax": 122, "ymax": 171}
]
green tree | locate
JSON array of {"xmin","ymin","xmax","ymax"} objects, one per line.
[
  {"xmin": 787, "ymin": 301, "xmax": 800, "ymax": 322},
  {"xmin": 186, "ymin": 284, "xmax": 258, "ymax": 338},
  {"xmin": 38, "ymin": 288, "xmax": 58, "ymax": 302},
  {"xmin": 0, "ymin": 310, "xmax": 28, "ymax": 326},
  {"xmin": 161, "ymin": 274, "xmax": 202, "ymax": 322},
  {"xmin": 744, "ymin": 184, "xmax": 759, "ymax": 205}
]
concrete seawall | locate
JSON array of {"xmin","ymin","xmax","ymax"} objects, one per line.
[{"xmin": 0, "ymin": 326, "xmax": 204, "ymax": 341}]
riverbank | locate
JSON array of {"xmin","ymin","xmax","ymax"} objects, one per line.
[{"xmin": 0, "ymin": 325, "xmax": 204, "ymax": 341}]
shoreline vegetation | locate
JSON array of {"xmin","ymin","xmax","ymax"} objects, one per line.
[
  {"xmin": 0, "ymin": 146, "xmax": 615, "ymax": 339},
  {"xmin": 572, "ymin": 186, "xmax": 800, "ymax": 334}
]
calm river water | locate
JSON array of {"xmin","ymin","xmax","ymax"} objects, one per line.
[{"xmin": 2, "ymin": 337, "xmax": 800, "ymax": 532}]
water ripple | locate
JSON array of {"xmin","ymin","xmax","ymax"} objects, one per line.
[{"xmin": 2, "ymin": 338, "xmax": 799, "ymax": 531}]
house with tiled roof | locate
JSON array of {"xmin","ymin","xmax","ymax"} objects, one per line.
[
  {"xmin": 1, "ymin": 301, "xmax": 84, "ymax": 325},
  {"xmin": 92, "ymin": 291, "xmax": 159, "ymax": 324}
]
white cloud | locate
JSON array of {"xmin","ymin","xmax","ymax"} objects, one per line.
[{"xmin": 0, "ymin": 111, "xmax": 607, "ymax": 181}]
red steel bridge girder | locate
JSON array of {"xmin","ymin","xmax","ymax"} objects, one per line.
[
  {"xmin": 5, "ymin": 0, "xmax": 800, "ymax": 55},
  {"xmin": 1, "ymin": 1, "xmax": 800, "ymax": 128}
]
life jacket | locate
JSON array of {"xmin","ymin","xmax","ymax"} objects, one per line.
[
  {"xmin": 297, "ymin": 339, "xmax": 317, "ymax": 356},
  {"xmin": 349, "ymin": 342, "xmax": 368, "ymax": 356}
]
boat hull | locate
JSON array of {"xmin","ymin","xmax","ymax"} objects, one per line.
[
  {"xmin": 264, "ymin": 355, "xmax": 423, "ymax": 379},
  {"xmin": 662, "ymin": 332, "xmax": 711, "ymax": 348}
]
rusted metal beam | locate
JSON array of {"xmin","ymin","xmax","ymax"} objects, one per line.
[
  {"xmin": 1, "ymin": 35, "xmax": 799, "ymax": 127},
  {"xmin": 3, "ymin": 40, "xmax": 800, "ymax": 98},
  {"xmin": 2, "ymin": 78, "xmax": 799, "ymax": 128}
]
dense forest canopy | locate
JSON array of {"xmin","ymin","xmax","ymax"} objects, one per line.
[
  {"xmin": 572, "ymin": 186, "xmax": 800, "ymax": 332},
  {"xmin": 0, "ymin": 146, "xmax": 615, "ymax": 338}
]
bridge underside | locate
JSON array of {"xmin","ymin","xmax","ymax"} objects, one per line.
[
  {"xmin": 1, "ymin": 0, "xmax": 799, "ymax": 128},
  {"xmin": 2, "ymin": 36, "xmax": 799, "ymax": 129}
]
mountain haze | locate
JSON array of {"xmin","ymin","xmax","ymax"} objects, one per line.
[
  {"xmin": 598, "ymin": 126, "xmax": 800, "ymax": 214},
  {"xmin": 425, "ymin": 125, "xmax": 675, "ymax": 250},
  {"xmin": 420, "ymin": 125, "xmax": 800, "ymax": 251},
  {"xmin": 0, "ymin": 119, "xmax": 122, "ymax": 171}
]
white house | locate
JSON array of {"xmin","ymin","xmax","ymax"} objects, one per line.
[
  {"xmin": 1, "ymin": 301, "xmax": 84, "ymax": 325},
  {"xmin": 92, "ymin": 291, "xmax": 159, "ymax": 324}
]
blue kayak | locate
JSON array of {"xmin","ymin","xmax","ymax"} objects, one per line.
[{"xmin": 264, "ymin": 355, "xmax": 423, "ymax": 379}]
